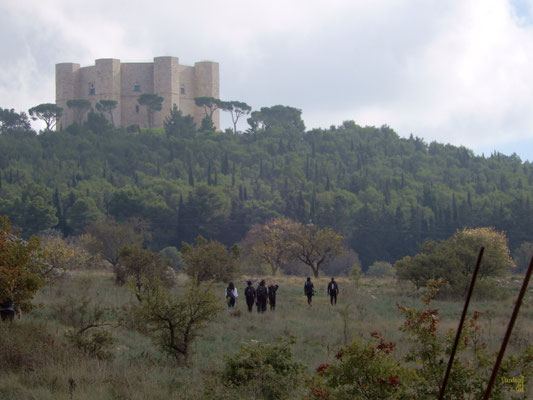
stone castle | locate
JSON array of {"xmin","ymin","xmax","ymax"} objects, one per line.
[{"xmin": 55, "ymin": 56, "xmax": 219, "ymax": 129}]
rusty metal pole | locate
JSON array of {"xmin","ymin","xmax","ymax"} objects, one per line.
[
  {"xmin": 482, "ymin": 254, "xmax": 533, "ymax": 400},
  {"xmin": 438, "ymin": 247, "xmax": 484, "ymax": 400}
]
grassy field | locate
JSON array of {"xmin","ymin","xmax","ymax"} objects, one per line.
[{"xmin": 1, "ymin": 270, "xmax": 532, "ymax": 399}]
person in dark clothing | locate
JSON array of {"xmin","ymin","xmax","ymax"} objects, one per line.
[
  {"xmin": 304, "ymin": 277, "xmax": 314, "ymax": 306},
  {"xmin": 256, "ymin": 280, "xmax": 268, "ymax": 313},
  {"xmin": 0, "ymin": 301, "xmax": 20, "ymax": 322},
  {"xmin": 267, "ymin": 284, "xmax": 279, "ymax": 310},
  {"xmin": 244, "ymin": 280, "xmax": 256, "ymax": 312},
  {"xmin": 327, "ymin": 277, "xmax": 339, "ymax": 305}
]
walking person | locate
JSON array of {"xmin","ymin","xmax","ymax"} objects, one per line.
[
  {"xmin": 225, "ymin": 282, "xmax": 238, "ymax": 311},
  {"xmin": 327, "ymin": 277, "xmax": 339, "ymax": 305},
  {"xmin": 244, "ymin": 280, "xmax": 256, "ymax": 312},
  {"xmin": 304, "ymin": 277, "xmax": 315, "ymax": 306},
  {"xmin": 0, "ymin": 300, "xmax": 21, "ymax": 322},
  {"xmin": 268, "ymin": 284, "xmax": 279, "ymax": 310},
  {"xmin": 256, "ymin": 280, "xmax": 268, "ymax": 313}
]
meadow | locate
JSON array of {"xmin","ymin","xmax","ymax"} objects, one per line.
[{"xmin": 1, "ymin": 270, "xmax": 532, "ymax": 399}]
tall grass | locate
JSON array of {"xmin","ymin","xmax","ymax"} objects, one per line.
[{"xmin": 0, "ymin": 270, "xmax": 530, "ymax": 398}]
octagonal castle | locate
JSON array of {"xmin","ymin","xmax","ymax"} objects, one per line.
[{"xmin": 56, "ymin": 56, "xmax": 219, "ymax": 130}]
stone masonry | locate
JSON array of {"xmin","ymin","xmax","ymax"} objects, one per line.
[{"xmin": 55, "ymin": 56, "xmax": 219, "ymax": 130}]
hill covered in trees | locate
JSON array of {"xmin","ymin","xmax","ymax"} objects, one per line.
[{"xmin": 1, "ymin": 105, "xmax": 532, "ymax": 268}]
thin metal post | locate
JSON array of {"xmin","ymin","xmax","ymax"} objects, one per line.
[
  {"xmin": 482, "ymin": 253, "xmax": 533, "ymax": 400},
  {"xmin": 438, "ymin": 247, "xmax": 484, "ymax": 400}
]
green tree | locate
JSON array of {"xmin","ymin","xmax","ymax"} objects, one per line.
[
  {"xmin": 83, "ymin": 217, "xmax": 151, "ymax": 274},
  {"xmin": 7, "ymin": 184, "xmax": 58, "ymax": 237},
  {"xmin": 242, "ymin": 218, "xmax": 300, "ymax": 275},
  {"xmin": 66, "ymin": 99, "xmax": 91, "ymax": 126},
  {"xmin": 181, "ymin": 235, "xmax": 241, "ymax": 283},
  {"xmin": 164, "ymin": 104, "xmax": 196, "ymax": 137},
  {"xmin": 0, "ymin": 216, "xmax": 46, "ymax": 313},
  {"xmin": 221, "ymin": 100, "xmax": 252, "ymax": 134},
  {"xmin": 137, "ymin": 93, "xmax": 163, "ymax": 129},
  {"xmin": 252, "ymin": 105, "xmax": 305, "ymax": 135},
  {"xmin": 512, "ymin": 241, "xmax": 533, "ymax": 274},
  {"xmin": 28, "ymin": 103, "xmax": 63, "ymax": 131},
  {"xmin": 395, "ymin": 227, "xmax": 514, "ymax": 296},
  {"xmin": 95, "ymin": 100, "xmax": 118, "ymax": 127},
  {"xmin": 117, "ymin": 246, "xmax": 173, "ymax": 295},
  {"xmin": 290, "ymin": 224, "xmax": 346, "ymax": 278},
  {"xmin": 0, "ymin": 107, "xmax": 31, "ymax": 133},
  {"xmin": 194, "ymin": 96, "xmax": 222, "ymax": 120},
  {"xmin": 66, "ymin": 197, "xmax": 102, "ymax": 235},
  {"xmin": 130, "ymin": 279, "xmax": 221, "ymax": 364}
]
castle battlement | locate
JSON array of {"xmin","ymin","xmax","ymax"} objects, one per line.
[{"xmin": 55, "ymin": 56, "xmax": 219, "ymax": 130}]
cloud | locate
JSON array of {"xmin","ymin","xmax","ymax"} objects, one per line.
[{"xmin": 2, "ymin": 0, "xmax": 533, "ymax": 160}]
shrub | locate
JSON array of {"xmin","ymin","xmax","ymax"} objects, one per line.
[
  {"xmin": 117, "ymin": 245, "xmax": 175, "ymax": 296},
  {"xmin": 205, "ymin": 337, "xmax": 305, "ymax": 400},
  {"xmin": 130, "ymin": 279, "xmax": 221, "ymax": 364},
  {"xmin": 366, "ymin": 261, "xmax": 395, "ymax": 278},
  {"xmin": 395, "ymin": 227, "xmax": 514, "ymax": 297},
  {"xmin": 181, "ymin": 235, "xmax": 241, "ymax": 283}
]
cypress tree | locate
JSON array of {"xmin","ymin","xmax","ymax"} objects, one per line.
[
  {"xmin": 221, "ymin": 152, "xmax": 229, "ymax": 175},
  {"xmin": 231, "ymin": 161, "xmax": 236, "ymax": 187},
  {"xmin": 188, "ymin": 164, "xmax": 195, "ymax": 187}
]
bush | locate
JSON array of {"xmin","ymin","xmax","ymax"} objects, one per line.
[
  {"xmin": 205, "ymin": 337, "xmax": 305, "ymax": 400},
  {"xmin": 395, "ymin": 227, "xmax": 514, "ymax": 297},
  {"xmin": 159, "ymin": 246, "xmax": 182, "ymax": 270},
  {"xmin": 366, "ymin": 261, "xmax": 395, "ymax": 278},
  {"xmin": 130, "ymin": 280, "xmax": 221, "ymax": 364},
  {"xmin": 116, "ymin": 246, "xmax": 175, "ymax": 294}
]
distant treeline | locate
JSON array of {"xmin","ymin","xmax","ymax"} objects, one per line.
[{"xmin": 1, "ymin": 104, "xmax": 533, "ymax": 268}]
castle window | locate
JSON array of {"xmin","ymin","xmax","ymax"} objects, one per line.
[
  {"xmin": 88, "ymin": 83, "xmax": 95, "ymax": 95},
  {"xmin": 134, "ymin": 83, "xmax": 141, "ymax": 92},
  {"xmin": 180, "ymin": 87, "xmax": 185, "ymax": 95},
  {"xmin": 136, "ymin": 105, "xmax": 139, "ymax": 113}
]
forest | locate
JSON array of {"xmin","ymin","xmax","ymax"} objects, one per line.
[
  {"xmin": 1, "ymin": 103, "xmax": 533, "ymax": 270},
  {"xmin": 2, "ymin": 103, "xmax": 533, "ymax": 399}
]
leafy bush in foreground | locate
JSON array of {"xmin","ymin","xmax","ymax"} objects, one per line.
[
  {"xmin": 309, "ymin": 280, "xmax": 533, "ymax": 400},
  {"xmin": 205, "ymin": 337, "xmax": 305, "ymax": 400}
]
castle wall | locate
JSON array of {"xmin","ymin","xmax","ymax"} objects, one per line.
[
  {"xmin": 56, "ymin": 57, "xmax": 219, "ymax": 130},
  {"xmin": 120, "ymin": 63, "xmax": 154, "ymax": 128},
  {"xmin": 178, "ymin": 65, "xmax": 198, "ymax": 127}
]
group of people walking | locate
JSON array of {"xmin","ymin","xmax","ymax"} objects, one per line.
[
  {"xmin": 304, "ymin": 277, "xmax": 339, "ymax": 306},
  {"xmin": 225, "ymin": 280, "xmax": 279, "ymax": 313},
  {"xmin": 225, "ymin": 276, "xmax": 340, "ymax": 312}
]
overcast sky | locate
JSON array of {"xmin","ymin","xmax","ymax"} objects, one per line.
[{"xmin": 2, "ymin": 0, "xmax": 533, "ymax": 161}]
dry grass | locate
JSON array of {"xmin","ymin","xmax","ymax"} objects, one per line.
[{"xmin": 1, "ymin": 270, "xmax": 531, "ymax": 399}]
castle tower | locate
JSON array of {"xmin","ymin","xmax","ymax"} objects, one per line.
[
  {"xmin": 153, "ymin": 56, "xmax": 180, "ymax": 128},
  {"xmin": 194, "ymin": 61, "xmax": 220, "ymax": 128},
  {"xmin": 55, "ymin": 62, "xmax": 80, "ymax": 129},
  {"xmin": 95, "ymin": 58, "xmax": 121, "ymax": 127}
]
